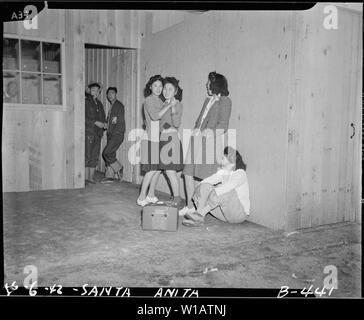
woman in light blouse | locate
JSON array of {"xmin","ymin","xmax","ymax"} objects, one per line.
[{"xmin": 182, "ymin": 147, "xmax": 250, "ymax": 227}]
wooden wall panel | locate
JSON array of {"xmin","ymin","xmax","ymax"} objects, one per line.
[
  {"xmin": 286, "ymin": 4, "xmax": 362, "ymax": 229},
  {"xmin": 1, "ymin": 109, "xmax": 65, "ymax": 192},
  {"xmin": 141, "ymin": 11, "xmax": 291, "ymax": 229},
  {"xmin": 151, "ymin": 10, "xmax": 204, "ymax": 34},
  {"xmin": 2, "ymin": 9, "xmax": 67, "ymax": 192},
  {"xmin": 2, "ymin": 111, "xmax": 30, "ymax": 191},
  {"xmin": 69, "ymin": 10, "xmax": 88, "ymax": 189},
  {"xmin": 3, "ymin": 21, "xmax": 19, "ymax": 35},
  {"xmin": 3, "ymin": 9, "xmax": 147, "ymax": 192},
  {"xmin": 3, "ymin": 9, "xmax": 65, "ymax": 40},
  {"xmin": 141, "ymin": 7, "xmax": 362, "ymax": 230},
  {"xmin": 38, "ymin": 111, "xmax": 64, "ymax": 190},
  {"xmin": 353, "ymin": 14, "xmax": 362, "ymax": 224},
  {"xmin": 119, "ymin": 51, "xmax": 130, "ymax": 181},
  {"xmin": 79, "ymin": 10, "xmax": 141, "ymax": 48},
  {"xmin": 63, "ymin": 9, "xmax": 76, "ymax": 189},
  {"xmin": 346, "ymin": 11, "xmax": 362, "ymax": 223},
  {"xmin": 286, "ymin": 12, "xmax": 308, "ymax": 230},
  {"xmin": 130, "ymin": 49, "xmax": 139, "ymax": 182}
]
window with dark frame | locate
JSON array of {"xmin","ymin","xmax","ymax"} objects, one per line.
[{"xmin": 3, "ymin": 37, "xmax": 63, "ymax": 106}]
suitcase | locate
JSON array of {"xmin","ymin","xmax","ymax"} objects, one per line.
[{"xmin": 142, "ymin": 202, "xmax": 179, "ymax": 231}]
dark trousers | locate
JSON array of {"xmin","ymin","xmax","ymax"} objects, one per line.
[
  {"xmin": 102, "ymin": 133, "xmax": 124, "ymax": 167},
  {"xmin": 85, "ymin": 134, "xmax": 102, "ymax": 168}
]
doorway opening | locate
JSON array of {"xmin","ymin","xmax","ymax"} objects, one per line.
[{"xmin": 84, "ymin": 44, "xmax": 138, "ymax": 184}]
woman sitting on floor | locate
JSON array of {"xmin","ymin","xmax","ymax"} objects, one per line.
[{"xmin": 182, "ymin": 146, "xmax": 250, "ymax": 227}]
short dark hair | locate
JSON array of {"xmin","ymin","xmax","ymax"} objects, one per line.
[
  {"xmin": 224, "ymin": 146, "xmax": 247, "ymax": 171},
  {"xmin": 163, "ymin": 76, "xmax": 183, "ymax": 102},
  {"xmin": 208, "ymin": 71, "xmax": 229, "ymax": 96},
  {"xmin": 106, "ymin": 87, "xmax": 117, "ymax": 94},
  {"xmin": 144, "ymin": 75, "xmax": 164, "ymax": 98},
  {"xmin": 88, "ymin": 82, "xmax": 101, "ymax": 89}
]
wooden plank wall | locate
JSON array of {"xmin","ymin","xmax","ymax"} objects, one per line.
[
  {"xmin": 3, "ymin": 7, "xmax": 361, "ymax": 230},
  {"xmin": 286, "ymin": 4, "xmax": 362, "ymax": 229},
  {"xmin": 2, "ymin": 8, "xmax": 148, "ymax": 192},
  {"xmin": 2, "ymin": 110, "xmax": 65, "ymax": 191},
  {"xmin": 2, "ymin": 9, "xmax": 66, "ymax": 192},
  {"xmin": 3, "ymin": 8, "xmax": 65, "ymax": 40},
  {"xmin": 80, "ymin": 10, "xmax": 140, "ymax": 48},
  {"xmin": 84, "ymin": 47, "xmax": 136, "ymax": 182},
  {"xmin": 141, "ymin": 11, "xmax": 292, "ymax": 229},
  {"xmin": 151, "ymin": 10, "xmax": 203, "ymax": 34},
  {"xmin": 141, "ymin": 7, "xmax": 362, "ymax": 230}
]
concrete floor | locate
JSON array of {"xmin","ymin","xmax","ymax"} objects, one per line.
[{"xmin": 3, "ymin": 175, "xmax": 361, "ymax": 297}]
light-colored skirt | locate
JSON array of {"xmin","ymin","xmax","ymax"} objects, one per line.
[{"xmin": 193, "ymin": 182, "xmax": 248, "ymax": 223}]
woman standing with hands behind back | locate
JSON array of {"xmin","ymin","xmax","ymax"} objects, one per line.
[{"xmin": 180, "ymin": 71, "xmax": 232, "ymax": 216}]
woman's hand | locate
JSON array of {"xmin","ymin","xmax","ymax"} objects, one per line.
[
  {"xmin": 158, "ymin": 99, "xmax": 176, "ymax": 119},
  {"xmin": 171, "ymin": 101, "xmax": 178, "ymax": 114},
  {"xmin": 202, "ymin": 128, "xmax": 214, "ymax": 139},
  {"xmin": 94, "ymin": 121, "xmax": 104, "ymax": 128},
  {"xmin": 192, "ymin": 128, "xmax": 201, "ymax": 136},
  {"xmin": 161, "ymin": 101, "xmax": 170, "ymax": 111},
  {"xmin": 165, "ymin": 98, "xmax": 177, "ymax": 109}
]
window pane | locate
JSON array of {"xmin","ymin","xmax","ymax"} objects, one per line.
[
  {"xmin": 43, "ymin": 74, "xmax": 62, "ymax": 105},
  {"xmin": 22, "ymin": 73, "xmax": 41, "ymax": 104},
  {"xmin": 21, "ymin": 40, "xmax": 40, "ymax": 72},
  {"xmin": 3, "ymin": 38, "xmax": 19, "ymax": 70},
  {"xmin": 3, "ymin": 72, "xmax": 20, "ymax": 103},
  {"xmin": 43, "ymin": 42, "xmax": 61, "ymax": 73}
]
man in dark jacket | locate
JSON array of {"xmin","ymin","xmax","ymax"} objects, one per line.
[
  {"xmin": 101, "ymin": 87, "xmax": 125, "ymax": 183},
  {"xmin": 85, "ymin": 81, "xmax": 106, "ymax": 184}
]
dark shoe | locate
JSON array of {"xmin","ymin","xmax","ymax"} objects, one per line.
[
  {"xmin": 182, "ymin": 218, "xmax": 204, "ymax": 227},
  {"xmin": 86, "ymin": 179, "xmax": 96, "ymax": 184}
]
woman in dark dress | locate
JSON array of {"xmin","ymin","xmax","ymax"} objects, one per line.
[
  {"xmin": 180, "ymin": 71, "xmax": 232, "ymax": 216},
  {"xmin": 158, "ymin": 77, "xmax": 184, "ymax": 206},
  {"xmin": 137, "ymin": 75, "xmax": 165, "ymax": 206}
]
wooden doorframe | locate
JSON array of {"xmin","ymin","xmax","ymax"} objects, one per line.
[
  {"xmin": 131, "ymin": 48, "xmax": 141, "ymax": 185},
  {"xmin": 84, "ymin": 44, "xmax": 138, "ymax": 184}
]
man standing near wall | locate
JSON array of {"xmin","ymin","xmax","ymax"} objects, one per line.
[
  {"xmin": 85, "ymin": 81, "xmax": 106, "ymax": 184},
  {"xmin": 101, "ymin": 87, "xmax": 125, "ymax": 183}
]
